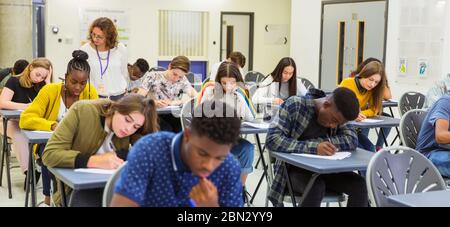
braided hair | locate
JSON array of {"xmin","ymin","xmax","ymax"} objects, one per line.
[{"xmin": 66, "ymin": 50, "xmax": 91, "ymax": 98}]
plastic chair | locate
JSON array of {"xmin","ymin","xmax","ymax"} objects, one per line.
[
  {"xmin": 186, "ymin": 73, "xmax": 203, "ymax": 92},
  {"xmin": 298, "ymin": 77, "xmax": 315, "ymax": 90},
  {"xmin": 180, "ymin": 98, "xmax": 196, "ymax": 130},
  {"xmin": 244, "ymin": 71, "xmax": 265, "ymax": 83},
  {"xmin": 398, "ymin": 92, "xmax": 426, "ymax": 117},
  {"xmin": 366, "ymin": 146, "xmax": 446, "ymax": 207},
  {"xmin": 149, "ymin": 66, "xmax": 166, "ymax": 72},
  {"xmin": 399, "ymin": 109, "xmax": 428, "ymax": 149},
  {"xmin": 102, "ymin": 163, "xmax": 127, "ymax": 207}
]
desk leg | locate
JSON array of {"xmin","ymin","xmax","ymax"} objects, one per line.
[
  {"xmin": 250, "ymin": 134, "xmax": 268, "ymax": 204},
  {"xmin": 5, "ymin": 142, "xmax": 11, "ymax": 198},
  {"xmin": 298, "ymin": 172, "xmax": 320, "ymax": 207},
  {"xmin": 0, "ymin": 118, "xmax": 7, "ymax": 186},
  {"xmin": 60, "ymin": 181, "xmax": 68, "ymax": 207},
  {"xmin": 380, "ymin": 128, "xmax": 388, "ymax": 147},
  {"xmin": 25, "ymin": 143, "xmax": 36, "ymax": 207},
  {"xmin": 24, "ymin": 144, "xmax": 32, "ymax": 207},
  {"xmin": 282, "ymin": 162, "xmax": 297, "ymax": 206}
]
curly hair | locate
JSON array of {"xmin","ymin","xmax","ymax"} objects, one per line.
[
  {"xmin": 190, "ymin": 100, "xmax": 241, "ymax": 145},
  {"xmin": 88, "ymin": 17, "xmax": 118, "ymax": 49}
]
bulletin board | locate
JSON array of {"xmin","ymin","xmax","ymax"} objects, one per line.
[
  {"xmin": 79, "ymin": 8, "xmax": 130, "ymax": 46},
  {"xmin": 396, "ymin": 0, "xmax": 447, "ymax": 86}
]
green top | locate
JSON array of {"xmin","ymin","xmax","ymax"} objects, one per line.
[{"xmin": 42, "ymin": 99, "xmax": 140, "ymax": 205}]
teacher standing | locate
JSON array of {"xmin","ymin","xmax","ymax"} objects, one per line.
[{"xmin": 80, "ymin": 17, "xmax": 128, "ymax": 100}]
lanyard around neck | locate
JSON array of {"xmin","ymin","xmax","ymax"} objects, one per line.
[{"xmin": 96, "ymin": 47, "xmax": 110, "ymax": 79}]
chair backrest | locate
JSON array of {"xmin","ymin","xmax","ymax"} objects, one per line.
[
  {"xmin": 180, "ymin": 98, "xmax": 196, "ymax": 130},
  {"xmin": 399, "ymin": 109, "xmax": 428, "ymax": 149},
  {"xmin": 244, "ymin": 71, "xmax": 265, "ymax": 83},
  {"xmin": 298, "ymin": 77, "xmax": 315, "ymax": 90},
  {"xmin": 366, "ymin": 146, "xmax": 446, "ymax": 207},
  {"xmin": 149, "ymin": 66, "xmax": 166, "ymax": 72},
  {"xmin": 399, "ymin": 91, "xmax": 426, "ymax": 116},
  {"xmin": 102, "ymin": 163, "xmax": 127, "ymax": 207},
  {"xmin": 186, "ymin": 72, "xmax": 202, "ymax": 84}
]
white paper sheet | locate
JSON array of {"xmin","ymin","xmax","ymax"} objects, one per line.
[
  {"xmin": 292, "ymin": 152, "xmax": 352, "ymax": 160},
  {"xmin": 361, "ymin": 118, "xmax": 383, "ymax": 123},
  {"xmin": 74, "ymin": 168, "xmax": 115, "ymax": 175},
  {"xmin": 241, "ymin": 122, "xmax": 270, "ymax": 129}
]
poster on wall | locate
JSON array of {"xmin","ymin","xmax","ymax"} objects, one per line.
[
  {"xmin": 264, "ymin": 24, "xmax": 289, "ymax": 45},
  {"xmin": 79, "ymin": 8, "xmax": 130, "ymax": 46},
  {"xmin": 417, "ymin": 58, "xmax": 428, "ymax": 78},
  {"xmin": 399, "ymin": 57, "xmax": 407, "ymax": 76}
]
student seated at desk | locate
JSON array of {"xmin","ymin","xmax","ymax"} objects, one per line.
[
  {"xmin": 0, "ymin": 59, "xmax": 29, "ymax": 93},
  {"xmin": 416, "ymin": 94, "xmax": 450, "ymax": 177},
  {"xmin": 19, "ymin": 50, "xmax": 98, "ymax": 206},
  {"xmin": 0, "ymin": 58, "xmax": 52, "ymax": 179},
  {"xmin": 110, "ymin": 100, "xmax": 243, "ymax": 207},
  {"xmin": 42, "ymin": 94, "xmax": 158, "ymax": 206},
  {"xmin": 209, "ymin": 51, "xmax": 246, "ymax": 81},
  {"xmin": 252, "ymin": 57, "xmax": 307, "ymax": 106},
  {"xmin": 340, "ymin": 61, "xmax": 391, "ymax": 152},
  {"xmin": 198, "ymin": 62, "xmax": 255, "ymax": 185},
  {"xmin": 266, "ymin": 87, "xmax": 368, "ymax": 207},
  {"xmin": 127, "ymin": 58, "xmax": 149, "ymax": 93},
  {"xmin": 137, "ymin": 56, "xmax": 197, "ymax": 132},
  {"xmin": 425, "ymin": 73, "xmax": 450, "ymax": 108}
]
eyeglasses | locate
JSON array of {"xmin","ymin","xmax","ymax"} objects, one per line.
[{"xmin": 91, "ymin": 32, "xmax": 105, "ymax": 40}]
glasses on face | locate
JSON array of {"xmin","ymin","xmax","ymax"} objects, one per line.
[{"xmin": 91, "ymin": 32, "xmax": 105, "ymax": 40}]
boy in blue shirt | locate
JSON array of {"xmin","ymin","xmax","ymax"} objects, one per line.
[
  {"xmin": 110, "ymin": 100, "xmax": 243, "ymax": 207},
  {"xmin": 416, "ymin": 94, "xmax": 450, "ymax": 177}
]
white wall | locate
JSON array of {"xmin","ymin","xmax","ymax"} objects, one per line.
[
  {"xmin": 45, "ymin": 0, "xmax": 291, "ymax": 81},
  {"xmin": 291, "ymin": 0, "xmax": 450, "ymax": 106},
  {"xmin": 290, "ymin": 0, "xmax": 322, "ymax": 86}
]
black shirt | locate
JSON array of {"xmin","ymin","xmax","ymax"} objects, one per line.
[{"xmin": 4, "ymin": 76, "xmax": 44, "ymax": 103}]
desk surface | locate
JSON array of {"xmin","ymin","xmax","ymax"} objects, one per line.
[
  {"xmin": 22, "ymin": 130, "xmax": 52, "ymax": 144},
  {"xmin": 0, "ymin": 109, "xmax": 22, "ymax": 119},
  {"xmin": 382, "ymin": 100, "xmax": 398, "ymax": 108},
  {"xmin": 47, "ymin": 167, "xmax": 112, "ymax": 190},
  {"xmin": 240, "ymin": 123, "xmax": 270, "ymax": 134},
  {"xmin": 387, "ymin": 190, "xmax": 450, "ymax": 207},
  {"xmin": 348, "ymin": 115, "xmax": 400, "ymax": 128},
  {"xmin": 157, "ymin": 106, "xmax": 181, "ymax": 115},
  {"xmin": 271, "ymin": 148, "xmax": 373, "ymax": 174}
]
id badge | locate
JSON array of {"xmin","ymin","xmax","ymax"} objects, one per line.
[{"xmin": 98, "ymin": 83, "xmax": 106, "ymax": 94}]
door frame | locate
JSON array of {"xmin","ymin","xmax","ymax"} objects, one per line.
[
  {"xmin": 318, "ymin": 0, "xmax": 389, "ymax": 88},
  {"xmin": 220, "ymin": 12, "xmax": 254, "ymax": 71}
]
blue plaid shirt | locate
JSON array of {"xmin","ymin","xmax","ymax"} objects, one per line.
[{"xmin": 266, "ymin": 95, "xmax": 358, "ymax": 207}]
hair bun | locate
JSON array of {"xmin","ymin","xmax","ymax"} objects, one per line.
[{"xmin": 72, "ymin": 50, "xmax": 89, "ymax": 61}]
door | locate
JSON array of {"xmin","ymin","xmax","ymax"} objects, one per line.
[
  {"xmin": 220, "ymin": 12, "xmax": 254, "ymax": 72},
  {"xmin": 319, "ymin": 1, "xmax": 387, "ymax": 90}
]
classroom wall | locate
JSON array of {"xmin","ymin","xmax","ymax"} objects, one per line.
[
  {"xmin": 45, "ymin": 0, "xmax": 291, "ymax": 81},
  {"xmin": 0, "ymin": 0, "xmax": 33, "ymax": 68},
  {"xmin": 291, "ymin": 0, "xmax": 450, "ymax": 107}
]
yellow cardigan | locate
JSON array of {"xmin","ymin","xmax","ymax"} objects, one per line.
[
  {"xmin": 339, "ymin": 77, "xmax": 378, "ymax": 117},
  {"xmin": 20, "ymin": 82, "xmax": 99, "ymax": 131}
]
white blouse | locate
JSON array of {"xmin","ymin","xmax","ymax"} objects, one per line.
[
  {"xmin": 251, "ymin": 75, "xmax": 308, "ymax": 105},
  {"xmin": 80, "ymin": 42, "xmax": 128, "ymax": 97}
]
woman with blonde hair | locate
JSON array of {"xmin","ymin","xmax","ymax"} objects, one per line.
[
  {"xmin": 0, "ymin": 57, "xmax": 52, "ymax": 178},
  {"xmin": 339, "ymin": 61, "xmax": 389, "ymax": 152},
  {"xmin": 80, "ymin": 17, "xmax": 128, "ymax": 100}
]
